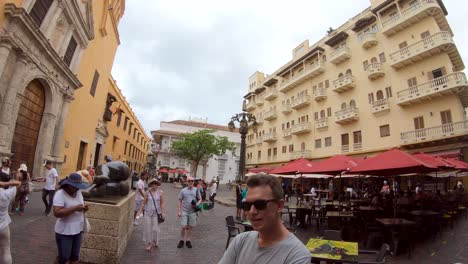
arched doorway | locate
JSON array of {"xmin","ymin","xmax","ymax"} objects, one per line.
[{"xmin": 11, "ymin": 80, "xmax": 45, "ymax": 173}]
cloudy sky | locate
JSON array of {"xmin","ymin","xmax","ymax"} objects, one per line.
[{"xmin": 112, "ymin": 0, "xmax": 468, "ymax": 135}]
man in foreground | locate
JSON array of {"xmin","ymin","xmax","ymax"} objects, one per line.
[
  {"xmin": 177, "ymin": 176, "xmax": 201, "ymax": 249},
  {"xmin": 219, "ymin": 174, "xmax": 310, "ymax": 264}
]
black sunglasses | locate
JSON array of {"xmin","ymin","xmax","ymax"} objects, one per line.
[{"xmin": 243, "ymin": 199, "xmax": 277, "ymax": 211}]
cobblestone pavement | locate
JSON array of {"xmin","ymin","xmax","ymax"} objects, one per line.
[{"xmin": 8, "ymin": 184, "xmax": 468, "ymax": 263}]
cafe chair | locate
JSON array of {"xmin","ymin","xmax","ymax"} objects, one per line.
[
  {"xmin": 323, "ymin": 229, "xmax": 342, "ymax": 241},
  {"xmin": 358, "ymin": 243, "xmax": 390, "ymax": 264},
  {"xmin": 225, "ymin": 216, "xmax": 240, "ymax": 249}
]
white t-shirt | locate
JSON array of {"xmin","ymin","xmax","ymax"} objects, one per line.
[
  {"xmin": 44, "ymin": 168, "xmax": 58, "ymax": 190},
  {"xmin": 1, "ymin": 167, "xmax": 10, "ymax": 175},
  {"xmin": 53, "ymin": 189, "xmax": 84, "ymax": 235},
  {"xmin": 211, "ymin": 182, "xmax": 218, "ymax": 195},
  {"xmin": 135, "ymin": 179, "xmax": 146, "ymax": 201},
  {"xmin": 310, "ymin": 187, "xmax": 317, "ymax": 197},
  {"xmin": 0, "ymin": 187, "xmax": 16, "ymax": 230}
]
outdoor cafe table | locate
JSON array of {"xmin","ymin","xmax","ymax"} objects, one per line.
[
  {"xmin": 376, "ymin": 218, "xmax": 416, "ymax": 227},
  {"xmin": 306, "ymin": 238, "xmax": 358, "ymax": 263},
  {"xmin": 287, "ymin": 205, "xmax": 312, "ymax": 227},
  {"xmin": 326, "ymin": 211, "xmax": 355, "ymax": 218},
  {"xmin": 410, "ymin": 210, "xmax": 440, "ymax": 217},
  {"xmin": 359, "ymin": 206, "xmax": 383, "ymax": 211}
]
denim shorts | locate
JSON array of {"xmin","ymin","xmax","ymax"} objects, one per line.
[{"xmin": 55, "ymin": 232, "xmax": 83, "ymax": 264}]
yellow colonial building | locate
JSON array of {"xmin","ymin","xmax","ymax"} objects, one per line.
[
  {"xmin": 245, "ymin": 0, "xmax": 468, "ymax": 169},
  {"xmin": 0, "ymin": 0, "xmax": 148, "ymax": 178}
]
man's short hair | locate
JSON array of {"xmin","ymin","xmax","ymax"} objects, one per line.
[{"xmin": 246, "ymin": 174, "xmax": 283, "ymax": 200}]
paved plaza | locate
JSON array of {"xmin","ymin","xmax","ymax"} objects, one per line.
[{"xmin": 8, "ymin": 183, "xmax": 468, "ymax": 263}]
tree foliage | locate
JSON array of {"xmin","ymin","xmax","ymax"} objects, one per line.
[{"xmin": 171, "ymin": 129, "xmax": 236, "ymax": 177}]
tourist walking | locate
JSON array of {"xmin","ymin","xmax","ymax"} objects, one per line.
[
  {"xmin": 177, "ymin": 176, "xmax": 201, "ymax": 249},
  {"xmin": 52, "ymin": 172, "xmax": 89, "ymax": 264},
  {"xmin": 42, "ymin": 160, "xmax": 58, "ymax": 216},
  {"xmin": 1, "ymin": 158, "xmax": 10, "ymax": 175},
  {"xmin": 0, "ymin": 172, "xmax": 21, "ymax": 264},
  {"xmin": 219, "ymin": 174, "xmax": 310, "ymax": 264},
  {"xmin": 134, "ymin": 172, "xmax": 148, "ymax": 225},
  {"xmin": 11, "ymin": 164, "xmax": 30, "ymax": 215},
  {"xmin": 209, "ymin": 178, "xmax": 218, "ymax": 207},
  {"xmin": 138, "ymin": 178, "xmax": 165, "ymax": 251}
]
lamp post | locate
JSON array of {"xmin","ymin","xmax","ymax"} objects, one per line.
[{"xmin": 228, "ymin": 102, "xmax": 258, "ymax": 182}]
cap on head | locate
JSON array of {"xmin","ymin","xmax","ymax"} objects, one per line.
[{"xmin": 43, "ymin": 160, "xmax": 52, "ymax": 166}]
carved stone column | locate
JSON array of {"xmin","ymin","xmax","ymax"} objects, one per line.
[
  {"xmin": 44, "ymin": 0, "xmax": 65, "ymax": 39},
  {"xmin": 0, "ymin": 53, "xmax": 29, "ymax": 149},
  {"xmin": 51, "ymin": 93, "xmax": 74, "ymax": 158},
  {"xmin": 0, "ymin": 41, "xmax": 13, "ymax": 82}
]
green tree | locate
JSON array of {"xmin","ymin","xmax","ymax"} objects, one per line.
[{"xmin": 171, "ymin": 129, "xmax": 236, "ymax": 178}]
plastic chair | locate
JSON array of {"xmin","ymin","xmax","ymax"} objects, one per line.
[
  {"xmin": 358, "ymin": 243, "xmax": 390, "ymax": 264},
  {"xmin": 225, "ymin": 216, "xmax": 240, "ymax": 249}
]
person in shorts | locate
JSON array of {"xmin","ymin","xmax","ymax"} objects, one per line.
[
  {"xmin": 134, "ymin": 172, "xmax": 147, "ymax": 225},
  {"xmin": 177, "ymin": 176, "xmax": 201, "ymax": 249}
]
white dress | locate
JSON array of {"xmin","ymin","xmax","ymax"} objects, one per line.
[{"xmin": 143, "ymin": 190, "xmax": 161, "ymax": 245}]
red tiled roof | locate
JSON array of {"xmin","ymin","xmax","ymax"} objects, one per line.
[{"xmin": 166, "ymin": 120, "xmax": 238, "ymax": 132}]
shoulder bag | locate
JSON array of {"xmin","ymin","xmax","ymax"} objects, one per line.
[{"xmin": 150, "ymin": 191, "xmax": 164, "ymax": 224}]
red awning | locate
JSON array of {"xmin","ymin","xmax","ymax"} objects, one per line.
[
  {"xmin": 270, "ymin": 158, "xmax": 315, "ymax": 175},
  {"xmin": 349, "ymin": 148, "xmax": 438, "ymax": 176},
  {"xmin": 302, "ymin": 155, "xmax": 359, "ymax": 175},
  {"xmin": 158, "ymin": 168, "xmax": 169, "ymax": 173},
  {"xmin": 413, "ymin": 153, "xmax": 454, "ymax": 169},
  {"xmin": 248, "ymin": 167, "xmax": 277, "ymax": 174},
  {"xmin": 443, "ymin": 158, "xmax": 468, "ymax": 172},
  {"xmin": 177, "ymin": 169, "xmax": 189, "ymax": 174},
  {"xmin": 429, "ymin": 150, "xmax": 461, "ymax": 159},
  {"xmin": 168, "ymin": 169, "xmax": 178, "ymax": 173}
]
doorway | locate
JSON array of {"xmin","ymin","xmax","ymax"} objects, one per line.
[
  {"xmin": 93, "ymin": 143, "xmax": 102, "ymax": 168},
  {"xmin": 11, "ymin": 80, "xmax": 45, "ymax": 172},
  {"xmin": 76, "ymin": 141, "xmax": 87, "ymax": 171}
]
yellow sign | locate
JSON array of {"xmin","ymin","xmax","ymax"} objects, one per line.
[{"xmin": 307, "ymin": 238, "xmax": 358, "ymax": 261}]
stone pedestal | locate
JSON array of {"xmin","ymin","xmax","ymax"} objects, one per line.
[{"xmin": 80, "ymin": 192, "xmax": 135, "ymax": 264}]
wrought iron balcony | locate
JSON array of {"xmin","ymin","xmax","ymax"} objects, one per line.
[
  {"xmin": 335, "ymin": 106, "xmax": 359, "ymax": 124},
  {"xmin": 371, "ymin": 98, "xmax": 390, "ymax": 114},
  {"xmin": 315, "ymin": 117, "xmax": 328, "ymax": 129},
  {"xmin": 332, "ymin": 74, "xmax": 356, "ymax": 93},
  {"xmin": 401, "ymin": 120, "xmax": 468, "ymax": 144},
  {"xmin": 263, "ymin": 132, "xmax": 277, "ymax": 142},
  {"xmin": 397, "ymin": 72, "xmax": 468, "ymax": 106},
  {"xmin": 330, "ymin": 46, "xmax": 351, "ymax": 65},
  {"xmin": 291, "ymin": 150, "xmax": 312, "ymax": 160},
  {"xmin": 264, "ymin": 88, "xmax": 278, "ymax": 101},
  {"xmin": 263, "ymin": 109, "xmax": 278, "ymax": 121},
  {"xmin": 291, "ymin": 95, "xmax": 311, "ymax": 110},
  {"xmin": 291, "ymin": 122, "xmax": 312, "ymax": 135},
  {"xmin": 361, "ymin": 32, "xmax": 378, "ymax": 49},
  {"xmin": 341, "ymin": 145, "xmax": 349, "ymax": 153},
  {"xmin": 366, "ymin": 63, "xmax": 385, "ymax": 80},
  {"xmin": 381, "ymin": 0, "xmax": 449, "ymax": 37},
  {"xmin": 353, "ymin": 142, "xmax": 363, "ymax": 151},
  {"xmin": 279, "ymin": 62, "xmax": 325, "ymax": 93},
  {"xmin": 389, "ymin": 32, "xmax": 461, "ymax": 70},
  {"xmin": 313, "ymin": 87, "xmax": 326, "ymax": 101}
]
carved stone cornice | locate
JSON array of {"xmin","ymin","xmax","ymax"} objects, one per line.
[{"xmin": 3, "ymin": 4, "xmax": 82, "ymax": 90}]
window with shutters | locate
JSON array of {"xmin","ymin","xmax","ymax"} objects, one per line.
[
  {"xmin": 385, "ymin": 87, "xmax": 392, "ymax": 98},
  {"xmin": 440, "ymin": 110, "xmax": 452, "ymax": 124},
  {"xmin": 29, "ymin": 0, "xmax": 54, "ymax": 27},
  {"xmin": 301, "ymin": 142, "xmax": 306, "ymax": 151},
  {"xmin": 353, "ymin": 131, "xmax": 362, "ymax": 144},
  {"xmin": 380, "ymin": 125, "xmax": 390, "ymax": 137},
  {"xmin": 117, "ymin": 111, "xmax": 122, "ymax": 127},
  {"xmin": 129, "ymin": 123, "xmax": 133, "ymax": 135},
  {"xmin": 289, "ymin": 144, "xmax": 294, "ymax": 152},
  {"xmin": 399, "ymin": 41, "xmax": 408, "ymax": 54},
  {"xmin": 315, "ymin": 139, "xmax": 322, "ymax": 149},
  {"xmin": 325, "ymin": 137, "xmax": 332, "ymax": 147},
  {"xmin": 414, "ymin": 116, "xmax": 425, "ymax": 130},
  {"xmin": 349, "ymin": 100, "xmax": 356, "ymax": 108},
  {"xmin": 133, "ymin": 128, "xmax": 137, "ymax": 139},
  {"xmin": 257, "ymin": 151, "xmax": 261, "ymax": 160},
  {"xmin": 327, "ymin": 107, "xmax": 332, "ymax": 117},
  {"xmin": 420, "ymin": 31, "xmax": 430, "ymax": 39},
  {"xmin": 407, "ymin": 77, "xmax": 417, "ymax": 87},
  {"xmin": 325, "ymin": 80, "xmax": 329, "ymax": 88},
  {"xmin": 89, "ymin": 70, "xmax": 99, "ymax": 97},
  {"xmin": 341, "ymin": 133, "xmax": 349, "ymax": 146},
  {"xmin": 431, "ymin": 67, "xmax": 445, "ymax": 79},
  {"xmin": 341, "ymin": 103, "xmax": 347, "ymax": 109},
  {"xmin": 267, "ymin": 149, "xmax": 272, "ymax": 157},
  {"xmin": 314, "ymin": 112, "xmax": 319, "ymax": 120},
  {"xmin": 363, "ymin": 60, "xmax": 369, "ymax": 71},
  {"xmin": 368, "ymin": 93, "xmax": 375, "ymax": 104},
  {"xmin": 320, "ymin": 110, "xmax": 325, "ymax": 118},
  {"xmin": 379, "ymin": 53, "xmax": 386, "ymax": 63},
  {"xmin": 64, "ymin": 37, "xmax": 77, "ymax": 66},
  {"xmin": 123, "ymin": 117, "xmax": 129, "ymax": 130},
  {"xmin": 370, "ymin": 57, "xmax": 378, "ymax": 63},
  {"xmin": 282, "ymin": 146, "xmax": 287, "ymax": 153},
  {"xmin": 376, "ymin": 90, "xmax": 384, "ymax": 100},
  {"xmin": 273, "ymin": 148, "xmax": 277, "ymax": 156},
  {"xmin": 346, "ymin": 69, "xmax": 352, "ymax": 75}
]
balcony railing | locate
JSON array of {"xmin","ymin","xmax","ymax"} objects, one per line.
[
  {"xmin": 335, "ymin": 106, "xmax": 359, "ymax": 124},
  {"xmin": 291, "ymin": 95, "xmax": 311, "ymax": 110},
  {"xmin": 246, "ymin": 101, "xmax": 256, "ymax": 110},
  {"xmin": 366, "ymin": 63, "xmax": 385, "ymax": 80},
  {"xmin": 315, "ymin": 117, "xmax": 328, "ymax": 129},
  {"xmin": 283, "ymin": 128, "xmax": 292, "ymax": 137},
  {"xmin": 279, "ymin": 61, "xmax": 325, "ymax": 93},
  {"xmin": 332, "ymin": 74, "xmax": 356, "ymax": 93},
  {"xmin": 341, "ymin": 145, "xmax": 349, "ymax": 153},
  {"xmin": 292, "ymin": 122, "xmax": 312, "ymax": 135},
  {"xmin": 281, "ymin": 103, "xmax": 292, "ymax": 114},
  {"xmin": 256, "ymin": 137, "xmax": 263, "ymax": 145},
  {"xmin": 313, "ymin": 87, "xmax": 326, "ymax": 101},
  {"xmin": 401, "ymin": 120, "xmax": 468, "ymax": 144},
  {"xmin": 381, "ymin": 0, "xmax": 448, "ymax": 36},
  {"xmin": 353, "ymin": 142, "xmax": 362, "ymax": 151},
  {"xmin": 256, "ymin": 116, "xmax": 264, "ymax": 124},
  {"xmin": 291, "ymin": 150, "xmax": 312, "ymax": 160},
  {"xmin": 265, "ymin": 88, "xmax": 278, "ymax": 101},
  {"xmin": 397, "ymin": 72, "xmax": 468, "ymax": 106},
  {"xmin": 263, "ymin": 132, "xmax": 277, "ymax": 142},
  {"xmin": 267, "ymin": 156, "xmax": 277, "ymax": 162},
  {"xmin": 256, "ymin": 95, "xmax": 265, "ymax": 106},
  {"xmin": 361, "ymin": 32, "xmax": 378, "ymax": 49},
  {"xmin": 263, "ymin": 109, "xmax": 278, "ymax": 121},
  {"xmin": 330, "ymin": 46, "xmax": 351, "ymax": 65},
  {"xmin": 389, "ymin": 31, "xmax": 455, "ymax": 70},
  {"xmin": 371, "ymin": 98, "xmax": 390, "ymax": 114}
]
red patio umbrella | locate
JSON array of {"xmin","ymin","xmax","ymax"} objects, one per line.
[
  {"xmin": 349, "ymin": 148, "xmax": 438, "ymax": 176},
  {"xmin": 168, "ymin": 169, "xmax": 178, "ymax": 173},
  {"xmin": 158, "ymin": 168, "xmax": 169, "ymax": 173},
  {"xmin": 443, "ymin": 158, "xmax": 468, "ymax": 172},
  {"xmin": 302, "ymin": 155, "xmax": 359, "ymax": 175},
  {"xmin": 413, "ymin": 153, "xmax": 454, "ymax": 169},
  {"xmin": 270, "ymin": 158, "xmax": 314, "ymax": 175},
  {"xmin": 177, "ymin": 169, "xmax": 189, "ymax": 174}
]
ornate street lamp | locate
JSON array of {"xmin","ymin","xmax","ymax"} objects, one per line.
[{"xmin": 228, "ymin": 100, "xmax": 258, "ymax": 182}]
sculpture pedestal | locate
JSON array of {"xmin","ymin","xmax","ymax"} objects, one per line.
[{"xmin": 80, "ymin": 192, "xmax": 135, "ymax": 264}]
